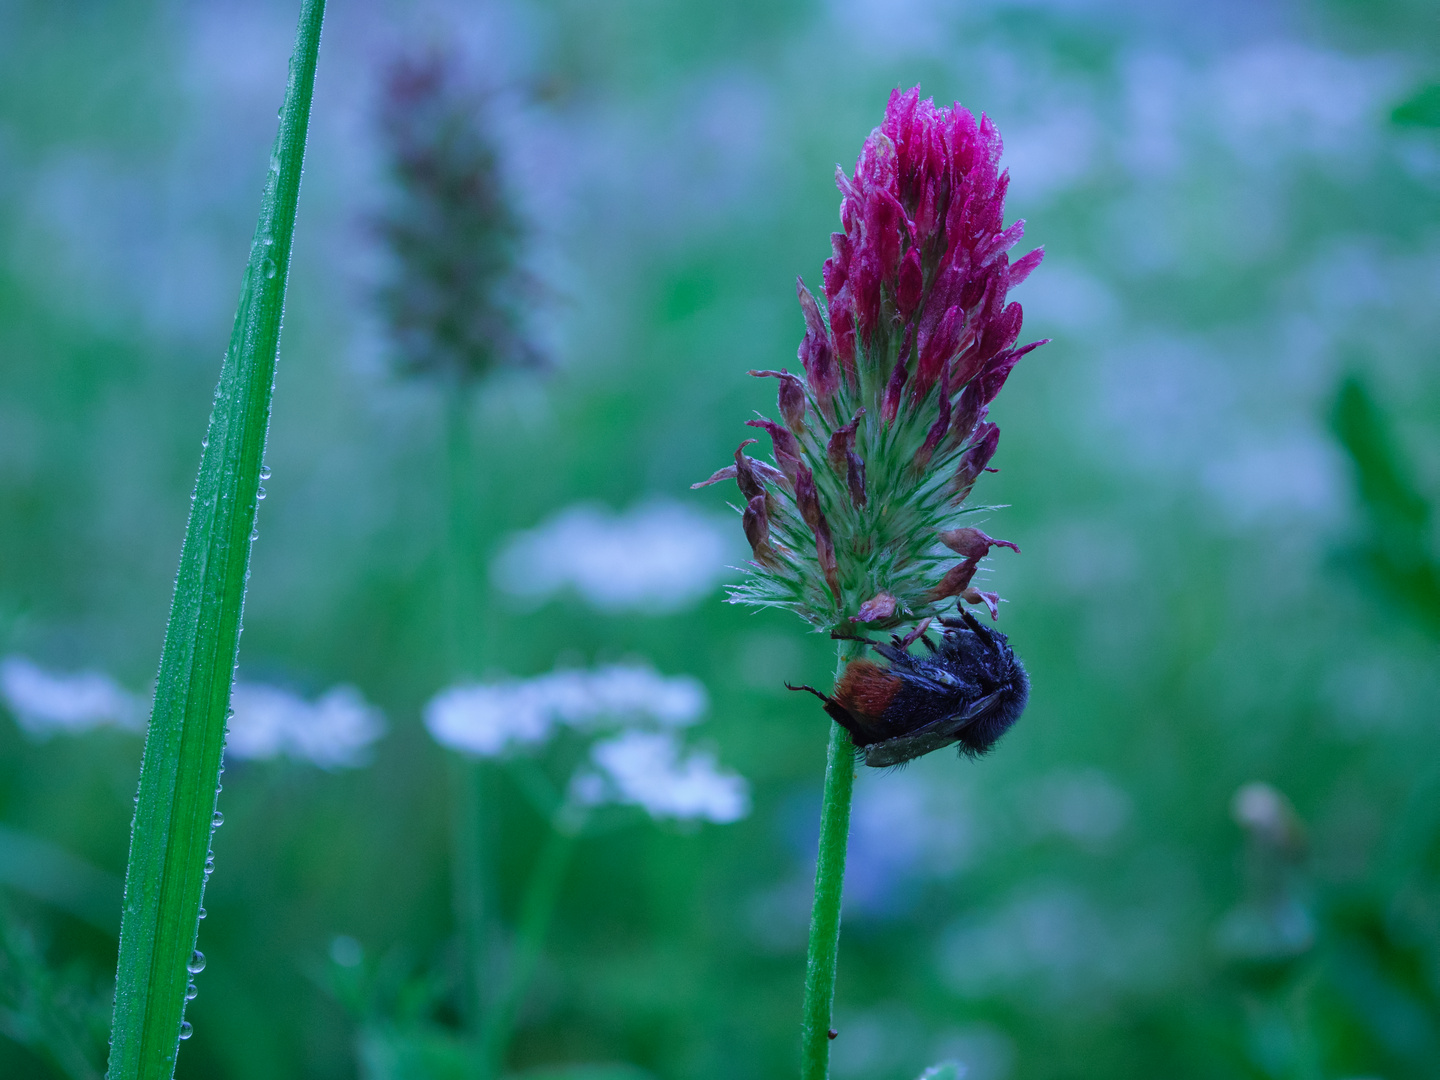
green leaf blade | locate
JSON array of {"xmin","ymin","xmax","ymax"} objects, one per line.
[{"xmin": 106, "ymin": 3, "xmax": 326, "ymax": 1077}]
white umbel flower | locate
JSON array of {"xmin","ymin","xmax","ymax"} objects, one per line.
[
  {"xmin": 490, "ymin": 500, "xmax": 737, "ymax": 613},
  {"xmin": 424, "ymin": 662, "xmax": 708, "ymax": 757},
  {"xmin": 227, "ymin": 683, "xmax": 385, "ymax": 769},
  {"xmin": 573, "ymin": 730, "xmax": 750, "ymax": 824},
  {"xmin": 0, "ymin": 655, "xmax": 144, "ymax": 737}
]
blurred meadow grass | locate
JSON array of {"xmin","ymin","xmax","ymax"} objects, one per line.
[{"xmin": 1, "ymin": 1, "xmax": 1440, "ymax": 1079}]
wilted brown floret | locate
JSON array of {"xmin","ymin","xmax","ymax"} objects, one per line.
[
  {"xmin": 749, "ymin": 369, "xmax": 808, "ymax": 434},
  {"xmin": 855, "ymin": 592, "xmax": 899, "ymax": 623}
]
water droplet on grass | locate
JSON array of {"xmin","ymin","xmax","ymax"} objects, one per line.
[
  {"xmin": 262, "ymin": 259, "xmax": 277, "ymax": 280},
  {"xmin": 212, "ymin": 811, "xmax": 224, "ymax": 827},
  {"xmin": 259, "ymin": 465, "xmax": 271, "ymax": 480},
  {"xmin": 179, "ymin": 1021, "xmax": 193, "ymax": 1040},
  {"xmin": 185, "ymin": 983, "xmax": 198, "ymax": 1001},
  {"xmin": 187, "ymin": 951, "xmax": 206, "ymax": 974},
  {"xmin": 197, "ymin": 906, "xmax": 206, "ymax": 920},
  {"xmin": 256, "ymin": 487, "xmax": 267, "ymax": 500}
]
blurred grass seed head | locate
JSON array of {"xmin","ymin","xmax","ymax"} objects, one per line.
[{"xmin": 377, "ymin": 50, "xmax": 542, "ymax": 386}]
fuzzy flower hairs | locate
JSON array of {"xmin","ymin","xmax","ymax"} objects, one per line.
[{"xmin": 695, "ymin": 86, "xmax": 1045, "ymax": 767}]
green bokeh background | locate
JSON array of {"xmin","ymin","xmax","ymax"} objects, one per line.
[{"xmin": 2, "ymin": 1, "xmax": 1439, "ymax": 1078}]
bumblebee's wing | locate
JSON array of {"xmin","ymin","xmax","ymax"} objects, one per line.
[{"xmin": 861, "ymin": 709, "xmax": 981, "ymax": 768}]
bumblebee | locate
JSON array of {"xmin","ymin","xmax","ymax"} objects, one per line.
[{"xmin": 790, "ymin": 611, "xmax": 1029, "ymax": 767}]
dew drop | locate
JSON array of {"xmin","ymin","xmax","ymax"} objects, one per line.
[
  {"xmin": 187, "ymin": 950, "xmax": 206, "ymax": 975},
  {"xmin": 201, "ymin": 437, "xmax": 209, "ymax": 449},
  {"xmin": 262, "ymin": 259, "xmax": 277, "ymax": 280},
  {"xmin": 250, "ymin": 527, "xmax": 259, "ymax": 541},
  {"xmin": 259, "ymin": 465, "xmax": 271, "ymax": 480},
  {"xmin": 204, "ymin": 855, "xmax": 215, "ymax": 875},
  {"xmin": 269, "ymin": 152, "xmax": 281, "ymax": 173},
  {"xmin": 179, "ymin": 1021, "xmax": 193, "ymax": 1040},
  {"xmin": 185, "ymin": 982, "xmax": 198, "ymax": 1001},
  {"xmin": 197, "ymin": 906, "xmax": 206, "ymax": 920},
  {"xmin": 256, "ymin": 486, "xmax": 267, "ymax": 500},
  {"xmin": 212, "ymin": 811, "xmax": 224, "ymax": 827}
]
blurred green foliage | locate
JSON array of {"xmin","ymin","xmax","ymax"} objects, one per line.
[
  {"xmin": 1392, "ymin": 84, "xmax": 1440, "ymax": 128},
  {"xmin": 2, "ymin": 1, "xmax": 1440, "ymax": 1079},
  {"xmin": 1331, "ymin": 376, "xmax": 1440, "ymax": 635}
]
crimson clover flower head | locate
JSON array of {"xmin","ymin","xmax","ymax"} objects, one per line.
[{"xmin": 695, "ymin": 87, "xmax": 1046, "ymax": 633}]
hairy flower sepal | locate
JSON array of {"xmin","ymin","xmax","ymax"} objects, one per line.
[{"xmin": 697, "ymin": 87, "xmax": 1043, "ymax": 638}]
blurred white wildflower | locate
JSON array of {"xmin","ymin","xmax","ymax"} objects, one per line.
[
  {"xmin": 571, "ymin": 730, "xmax": 750, "ymax": 824},
  {"xmin": 426, "ymin": 662, "xmax": 748, "ymax": 824},
  {"xmin": 489, "ymin": 499, "xmax": 737, "ymax": 613},
  {"xmin": 424, "ymin": 662, "xmax": 708, "ymax": 758},
  {"xmin": 0, "ymin": 655, "xmax": 145, "ymax": 737},
  {"xmin": 227, "ymin": 683, "xmax": 385, "ymax": 769}
]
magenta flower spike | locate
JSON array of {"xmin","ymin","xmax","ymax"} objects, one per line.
[{"xmin": 696, "ymin": 87, "xmax": 1046, "ymax": 634}]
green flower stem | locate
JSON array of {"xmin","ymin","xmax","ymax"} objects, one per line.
[
  {"xmin": 800, "ymin": 640, "xmax": 862, "ymax": 1080},
  {"xmin": 478, "ymin": 814, "xmax": 580, "ymax": 1078},
  {"xmin": 106, "ymin": 3, "xmax": 324, "ymax": 1076},
  {"xmin": 440, "ymin": 393, "xmax": 496, "ymax": 1041},
  {"xmin": 443, "ymin": 391, "xmax": 480, "ymax": 675},
  {"xmin": 448, "ymin": 758, "xmax": 490, "ymax": 1035}
]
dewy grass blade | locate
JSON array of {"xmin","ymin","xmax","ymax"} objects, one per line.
[{"xmin": 106, "ymin": 3, "xmax": 325, "ymax": 1076}]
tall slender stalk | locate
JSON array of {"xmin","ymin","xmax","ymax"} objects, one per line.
[
  {"xmin": 478, "ymin": 816, "xmax": 578, "ymax": 1079},
  {"xmin": 799, "ymin": 640, "xmax": 862, "ymax": 1080},
  {"xmin": 448, "ymin": 757, "xmax": 489, "ymax": 1033},
  {"xmin": 106, "ymin": 3, "xmax": 324, "ymax": 1076},
  {"xmin": 439, "ymin": 391, "xmax": 497, "ymax": 1044},
  {"xmin": 443, "ymin": 390, "xmax": 480, "ymax": 675}
]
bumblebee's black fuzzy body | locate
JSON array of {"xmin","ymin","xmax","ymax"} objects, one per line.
[{"xmin": 791, "ymin": 612, "xmax": 1029, "ymax": 767}]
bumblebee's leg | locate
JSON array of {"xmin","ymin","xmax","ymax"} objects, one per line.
[
  {"xmin": 918, "ymin": 632, "xmax": 939, "ymax": 653},
  {"xmin": 786, "ymin": 683, "xmax": 871, "ymax": 745},
  {"xmin": 830, "ymin": 630, "xmax": 880, "ymax": 646},
  {"xmin": 960, "ymin": 690, "xmax": 1003, "ymax": 720},
  {"xmin": 786, "ymin": 682, "xmax": 831, "ymax": 703},
  {"xmin": 872, "ymin": 640, "xmax": 913, "ymax": 667},
  {"xmin": 896, "ymin": 617, "xmax": 933, "ymax": 650},
  {"xmin": 959, "ymin": 608, "xmax": 997, "ymax": 647}
]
